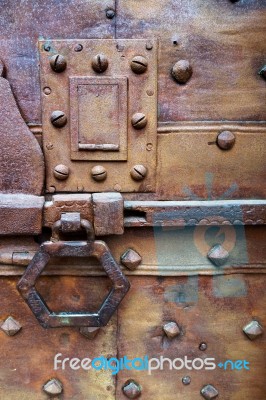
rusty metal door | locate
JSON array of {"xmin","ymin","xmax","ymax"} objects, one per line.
[{"xmin": 0, "ymin": 1, "xmax": 265, "ymax": 399}]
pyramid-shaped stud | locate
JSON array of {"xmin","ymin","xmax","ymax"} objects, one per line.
[
  {"xmin": 122, "ymin": 379, "xmax": 142, "ymax": 399},
  {"xmin": 0, "ymin": 316, "xmax": 22, "ymax": 336},
  {"xmin": 43, "ymin": 378, "xmax": 63, "ymax": 396},
  {"xmin": 207, "ymin": 244, "xmax": 229, "ymax": 267},
  {"xmin": 121, "ymin": 249, "xmax": 142, "ymax": 270},
  {"xmin": 163, "ymin": 322, "xmax": 181, "ymax": 339},
  {"xmin": 79, "ymin": 326, "xmax": 100, "ymax": 339},
  {"xmin": 243, "ymin": 320, "xmax": 263, "ymax": 340},
  {"xmin": 201, "ymin": 384, "xmax": 219, "ymax": 399}
]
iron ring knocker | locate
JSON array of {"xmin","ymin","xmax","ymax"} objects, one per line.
[{"xmin": 17, "ymin": 219, "xmax": 130, "ymax": 328}]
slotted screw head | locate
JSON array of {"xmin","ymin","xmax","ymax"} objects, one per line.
[
  {"xmin": 207, "ymin": 244, "xmax": 229, "ymax": 267},
  {"xmin": 0, "ymin": 316, "xmax": 21, "ymax": 336},
  {"xmin": 122, "ymin": 380, "xmax": 142, "ymax": 399},
  {"xmin": 80, "ymin": 327, "xmax": 100, "ymax": 339},
  {"xmin": 172, "ymin": 60, "xmax": 193, "ymax": 84},
  {"xmin": 163, "ymin": 322, "xmax": 181, "ymax": 339},
  {"xmin": 43, "ymin": 378, "xmax": 63, "ymax": 396},
  {"xmin": 53, "ymin": 164, "xmax": 69, "ymax": 180},
  {"xmin": 217, "ymin": 131, "xmax": 236, "ymax": 150},
  {"xmin": 243, "ymin": 320, "xmax": 263, "ymax": 340},
  {"xmin": 92, "ymin": 54, "xmax": 109, "ymax": 73},
  {"xmin": 259, "ymin": 65, "xmax": 266, "ymax": 80},
  {"xmin": 131, "ymin": 56, "xmax": 148, "ymax": 74},
  {"xmin": 121, "ymin": 249, "xmax": 142, "ymax": 270},
  {"xmin": 130, "ymin": 165, "xmax": 147, "ymax": 181},
  {"xmin": 50, "ymin": 54, "xmax": 67, "ymax": 72},
  {"xmin": 201, "ymin": 384, "xmax": 219, "ymax": 399},
  {"xmin": 131, "ymin": 113, "xmax": 147, "ymax": 129},
  {"xmin": 50, "ymin": 110, "xmax": 67, "ymax": 128},
  {"xmin": 91, "ymin": 165, "xmax": 107, "ymax": 181}
]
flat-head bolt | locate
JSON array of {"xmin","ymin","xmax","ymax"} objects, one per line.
[
  {"xmin": 50, "ymin": 110, "xmax": 67, "ymax": 128},
  {"xmin": 122, "ymin": 380, "xmax": 142, "ymax": 399},
  {"xmin": 217, "ymin": 131, "xmax": 236, "ymax": 150},
  {"xmin": 131, "ymin": 56, "xmax": 148, "ymax": 74},
  {"xmin": 130, "ymin": 165, "xmax": 147, "ymax": 181},
  {"xmin": 259, "ymin": 65, "xmax": 266, "ymax": 80},
  {"xmin": 92, "ymin": 54, "xmax": 109, "ymax": 73},
  {"xmin": 53, "ymin": 164, "xmax": 69, "ymax": 180},
  {"xmin": 50, "ymin": 54, "xmax": 67, "ymax": 72},
  {"xmin": 131, "ymin": 112, "xmax": 147, "ymax": 129},
  {"xmin": 172, "ymin": 60, "xmax": 193, "ymax": 84},
  {"xmin": 91, "ymin": 165, "xmax": 107, "ymax": 181}
]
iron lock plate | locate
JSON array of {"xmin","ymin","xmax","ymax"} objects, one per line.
[{"xmin": 39, "ymin": 39, "xmax": 157, "ymax": 193}]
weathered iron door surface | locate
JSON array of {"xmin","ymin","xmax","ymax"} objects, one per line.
[{"xmin": 0, "ymin": 1, "xmax": 266, "ymax": 399}]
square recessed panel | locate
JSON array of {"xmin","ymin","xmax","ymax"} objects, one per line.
[{"xmin": 39, "ymin": 39, "xmax": 157, "ymax": 193}]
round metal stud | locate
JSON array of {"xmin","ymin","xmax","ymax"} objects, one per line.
[
  {"xmin": 216, "ymin": 131, "xmax": 236, "ymax": 150},
  {"xmin": 172, "ymin": 60, "xmax": 193, "ymax": 84}
]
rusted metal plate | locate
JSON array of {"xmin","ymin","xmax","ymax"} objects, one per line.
[
  {"xmin": 39, "ymin": 39, "xmax": 157, "ymax": 193},
  {"xmin": 116, "ymin": 274, "xmax": 266, "ymax": 399},
  {"xmin": 116, "ymin": 0, "xmax": 266, "ymax": 121},
  {"xmin": 0, "ymin": 0, "xmax": 115, "ymax": 124},
  {"xmin": 0, "ymin": 76, "xmax": 44, "ymax": 195},
  {"xmin": 0, "ymin": 277, "xmax": 117, "ymax": 399}
]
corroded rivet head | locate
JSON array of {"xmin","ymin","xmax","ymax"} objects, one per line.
[
  {"xmin": 92, "ymin": 54, "xmax": 109, "ymax": 73},
  {"xmin": 172, "ymin": 60, "xmax": 193, "ymax": 84},
  {"xmin": 199, "ymin": 342, "xmax": 208, "ymax": 351},
  {"xmin": 43, "ymin": 378, "xmax": 63, "ymax": 396},
  {"xmin": 0, "ymin": 316, "xmax": 22, "ymax": 336},
  {"xmin": 121, "ymin": 249, "xmax": 142, "ymax": 270},
  {"xmin": 207, "ymin": 244, "xmax": 229, "ymax": 267},
  {"xmin": 106, "ymin": 8, "xmax": 115, "ymax": 19},
  {"xmin": 50, "ymin": 110, "xmax": 67, "ymax": 128},
  {"xmin": 50, "ymin": 54, "xmax": 67, "ymax": 73},
  {"xmin": 131, "ymin": 56, "xmax": 148, "ymax": 74},
  {"xmin": 259, "ymin": 65, "xmax": 266, "ymax": 80},
  {"xmin": 217, "ymin": 130, "xmax": 236, "ymax": 150},
  {"xmin": 182, "ymin": 376, "xmax": 191, "ymax": 385},
  {"xmin": 131, "ymin": 113, "xmax": 147, "ymax": 130},
  {"xmin": 91, "ymin": 165, "xmax": 107, "ymax": 181},
  {"xmin": 163, "ymin": 321, "xmax": 181, "ymax": 339},
  {"xmin": 146, "ymin": 41, "xmax": 153, "ymax": 51},
  {"xmin": 130, "ymin": 165, "xmax": 147, "ymax": 181},
  {"xmin": 53, "ymin": 164, "xmax": 69, "ymax": 180},
  {"xmin": 122, "ymin": 380, "xmax": 142, "ymax": 399},
  {"xmin": 201, "ymin": 385, "xmax": 219, "ymax": 400},
  {"xmin": 80, "ymin": 327, "xmax": 100, "ymax": 339},
  {"xmin": 243, "ymin": 320, "xmax": 263, "ymax": 340}
]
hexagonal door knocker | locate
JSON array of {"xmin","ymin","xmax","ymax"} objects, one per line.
[{"xmin": 17, "ymin": 217, "xmax": 130, "ymax": 328}]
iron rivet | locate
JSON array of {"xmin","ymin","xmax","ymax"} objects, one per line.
[
  {"xmin": 53, "ymin": 164, "xmax": 69, "ymax": 180},
  {"xmin": 146, "ymin": 143, "xmax": 153, "ymax": 151},
  {"xmin": 74, "ymin": 43, "xmax": 83, "ymax": 52},
  {"xmin": 163, "ymin": 321, "xmax": 181, "ymax": 339},
  {"xmin": 121, "ymin": 249, "xmax": 142, "ymax": 270},
  {"xmin": 131, "ymin": 112, "xmax": 147, "ymax": 129},
  {"xmin": 146, "ymin": 89, "xmax": 154, "ymax": 96},
  {"xmin": 122, "ymin": 379, "xmax": 142, "ymax": 399},
  {"xmin": 48, "ymin": 186, "xmax": 56, "ymax": 193},
  {"xmin": 201, "ymin": 384, "xmax": 219, "ymax": 400},
  {"xmin": 131, "ymin": 56, "xmax": 148, "ymax": 74},
  {"xmin": 207, "ymin": 244, "xmax": 229, "ymax": 267},
  {"xmin": 92, "ymin": 54, "xmax": 109, "ymax": 73},
  {"xmin": 130, "ymin": 165, "xmax": 147, "ymax": 181},
  {"xmin": 243, "ymin": 320, "xmax": 263, "ymax": 340},
  {"xmin": 50, "ymin": 54, "xmax": 67, "ymax": 73},
  {"xmin": 199, "ymin": 342, "xmax": 208, "ymax": 351},
  {"xmin": 0, "ymin": 316, "xmax": 22, "ymax": 336},
  {"xmin": 91, "ymin": 165, "xmax": 107, "ymax": 181},
  {"xmin": 182, "ymin": 376, "xmax": 191, "ymax": 385},
  {"xmin": 106, "ymin": 8, "xmax": 115, "ymax": 19},
  {"xmin": 146, "ymin": 41, "xmax": 153, "ymax": 50},
  {"xmin": 172, "ymin": 60, "xmax": 193, "ymax": 84},
  {"xmin": 80, "ymin": 327, "xmax": 100, "ymax": 339},
  {"xmin": 46, "ymin": 143, "xmax": 54, "ymax": 150},
  {"xmin": 43, "ymin": 44, "xmax": 50, "ymax": 52},
  {"xmin": 43, "ymin": 87, "xmax": 51, "ymax": 95},
  {"xmin": 259, "ymin": 65, "xmax": 266, "ymax": 80},
  {"xmin": 217, "ymin": 130, "xmax": 236, "ymax": 150},
  {"xmin": 43, "ymin": 378, "xmax": 63, "ymax": 396},
  {"xmin": 50, "ymin": 110, "xmax": 67, "ymax": 128}
]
